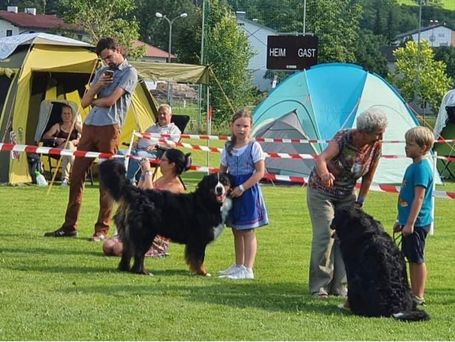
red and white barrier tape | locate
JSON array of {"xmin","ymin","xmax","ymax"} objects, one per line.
[
  {"xmin": 2, "ymin": 143, "xmax": 454, "ymax": 199},
  {"xmin": 186, "ymin": 164, "xmax": 455, "ymax": 199},
  {"xmin": 2, "ymin": 143, "xmax": 455, "ymax": 162},
  {"xmin": 135, "ymin": 132, "xmax": 455, "ymax": 145},
  {"xmin": 133, "ymin": 139, "xmax": 455, "ymax": 161}
]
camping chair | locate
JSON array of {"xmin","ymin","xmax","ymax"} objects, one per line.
[
  {"xmin": 437, "ymin": 106, "xmax": 455, "ymax": 179},
  {"xmin": 35, "ymin": 100, "xmax": 94, "ymax": 185}
]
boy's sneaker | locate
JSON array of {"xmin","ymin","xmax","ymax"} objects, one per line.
[
  {"xmin": 226, "ymin": 267, "xmax": 254, "ymax": 280},
  {"xmin": 61, "ymin": 179, "xmax": 69, "ymax": 186},
  {"xmin": 218, "ymin": 264, "xmax": 243, "ymax": 276},
  {"xmin": 413, "ymin": 295, "xmax": 426, "ymax": 306},
  {"xmin": 311, "ymin": 289, "xmax": 329, "ymax": 299}
]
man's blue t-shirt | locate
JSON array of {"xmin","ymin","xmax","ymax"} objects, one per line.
[{"xmin": 397, "ymin": 159, "xmax": 434, "ymax": 228}]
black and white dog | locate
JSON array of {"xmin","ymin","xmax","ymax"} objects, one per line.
[
  {"xmin": 331, "ymin": 207, "xmax": 429, "ymax": 321},
  {"xmin": 99, "ymin": 159, "xmax": 232, "ymax": 276}
]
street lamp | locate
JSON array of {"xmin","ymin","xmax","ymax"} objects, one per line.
[
  {"xmin": 155, "ymin": 11, "xmax": 188, "ymax": 63},
  {"xmin": 429, "ymin": 19, "xmax": 438, "ymax": 47}
]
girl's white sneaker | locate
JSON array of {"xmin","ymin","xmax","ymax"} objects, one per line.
[
  {"xmin": 218, "ymin": 264, "xmax": 243, "ymax": 276},
  {"xmin": 226, "ymin": 267, "xmax": 254, "ymax": 280}
]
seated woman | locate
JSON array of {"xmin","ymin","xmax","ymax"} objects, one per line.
[
  {"xmin": 103, "ymin": 148, "xmax": 191, "ymax": 257},
  {"xmin": 42, "ymin": 104, "xmax": 82, "ymax": 186}
]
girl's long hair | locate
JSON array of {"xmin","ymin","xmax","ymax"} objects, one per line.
[{"xmin": 226, "ymin": 108, "xmax": 253, "ymax": 156}]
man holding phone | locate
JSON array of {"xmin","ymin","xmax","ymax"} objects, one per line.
[{"xmin": 45, "ymin": 37, "xmax": 138, "ymax": 241}]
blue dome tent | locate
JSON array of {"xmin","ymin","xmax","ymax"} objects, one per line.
[{"xmin": 253, "ymin": 63, "xmax": 440, "ymax": 184}]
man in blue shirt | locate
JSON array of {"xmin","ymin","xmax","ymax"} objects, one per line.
[{"xmin": 45, "ymin": 37, "xmax": 138, "ymax": 241}]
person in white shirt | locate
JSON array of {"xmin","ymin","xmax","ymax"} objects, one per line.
[{"xmin": 127, "ymin": 104, "xmax": 181, "ymax": 183}]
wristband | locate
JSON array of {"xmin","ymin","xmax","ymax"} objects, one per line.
[{"xmin": 239, "ymin": 184, "xmax": 245, "ymax": 192}]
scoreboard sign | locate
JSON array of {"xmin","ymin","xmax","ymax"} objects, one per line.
[{"xmin": 267, "ymin": 35, "xmax": 318, "ymax": 70}]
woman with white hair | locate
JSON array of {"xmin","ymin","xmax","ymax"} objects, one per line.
[{"xmin": 306, "ymin": 107, "xmax": 388, "ymax": 298}]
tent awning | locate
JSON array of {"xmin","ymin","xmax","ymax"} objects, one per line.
[{"xmin": 131, "ymin": 61, "xmax": 211, "ymax": 85}]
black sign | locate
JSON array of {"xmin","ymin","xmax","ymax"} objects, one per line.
[{"xmin": 267, "ymin": 35, "xmax": 318, "ymax": 70}]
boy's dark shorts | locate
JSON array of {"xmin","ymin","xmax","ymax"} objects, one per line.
[{"xmin": 401, "ymin": 225, "xmax": 430, "ymax": 264}]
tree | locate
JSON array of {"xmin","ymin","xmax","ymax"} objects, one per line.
[
  {"xmin": 355, "ymin": 30, "xmax": 388, "ymax": 77},
  {"xmin": 304, "ymin": 0, "xmax": 363, "ymax": 63},
  {"xmin": 133, "ymin": 0, "xmax": 201, "ymax": 63},
  {"xmin": 205, "ymin": 0, "xmax": 256, "ymax": 125},
  {"xmin": 389, "ymin": 40, "xmax": 452, "ymax": 113},
  {"xmin": 58, "ymin": 0, "xmax": 142, "ymax": 58},
  {"xmin": 434, "ymin": 46, "xmax": 455, "ymax": 87}
]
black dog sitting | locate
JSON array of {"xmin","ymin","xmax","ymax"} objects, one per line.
[
  {"xmin": 99, "ymin": 159, "xmax": 231, "ymax": 276},
  {"xmin": 331, "ymin": 207, "xmax": 429, "ymax": 321}
]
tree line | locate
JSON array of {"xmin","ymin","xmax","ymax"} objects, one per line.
[{"xmin": 2, "ymin": 0, "xmax": 455, "ymax": 120}]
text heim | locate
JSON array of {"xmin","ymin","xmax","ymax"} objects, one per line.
[{"xmin": 269, "ymin": 48, "xmax": 286, "ymax": 57}]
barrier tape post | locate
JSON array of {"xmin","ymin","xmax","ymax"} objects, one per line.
[
  {"xmin": 125, "ymin": 130, "xmax": 136, "ymax": 171},
  {"xmin": 430, "ymin": 152, "xmax": 437, "ymax": 235}
]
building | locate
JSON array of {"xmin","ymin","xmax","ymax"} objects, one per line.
[
  {"xmin": 236, "ymin": 11, "xmax": 277, "ymax": 92},
  {"xmin": 132, "ymin": 40, "xmax": 175, "ymax": 63},
  {"xmin": 0, "ymin": 6, "xmax": 86, "ymax": 40},
  {"xmin": 394, "ymin": 23, "xmax": 455, "ymax": 48}
]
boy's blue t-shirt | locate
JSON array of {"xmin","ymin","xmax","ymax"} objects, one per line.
[{"xmin": 397, "ymin": 159, "xmax": 434, "ymax": 228}]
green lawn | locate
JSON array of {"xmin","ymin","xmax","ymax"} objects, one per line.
[
  {"xmin": 0, "ymin": 176, "xmax": 454, "ymax": 340},
  {"xmin": 398, "ymin": 0, "xmax": 455, "ymax": 11}
]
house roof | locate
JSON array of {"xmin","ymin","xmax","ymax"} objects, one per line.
[
  {"xmin": 0, "ymin": 10, "xmax": 79, "ymax": 31},
  {"xmin": 132, "ymin": 40, "xmax": 174, "ymax": 59},
  {"xmin": 395, "ymin": 23, "xmax": 453, "ymax": 39}
]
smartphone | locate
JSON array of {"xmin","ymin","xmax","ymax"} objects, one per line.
[{"xmin": 104, "ymin": 69, "xmax": 114, "ymax": 78}]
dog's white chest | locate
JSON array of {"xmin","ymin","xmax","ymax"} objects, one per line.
[{"xmin": 213, "ymin": 198, "xmax": 232, "ymax": 240}]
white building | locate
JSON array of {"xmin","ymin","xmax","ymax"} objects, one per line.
[
  {"xmin": 0, "ymin": 6, "xmax": 87, "ymax": 40},
  {"xmin": 236, "ymin": 12, "xmax": 277, "ymax": 92},
  {"xmin": 394, "ymin": 24, "xmax": 455, "ymax": 48}
]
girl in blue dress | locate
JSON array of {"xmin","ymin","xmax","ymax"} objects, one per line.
[{"xmin": 218, "ymin": 109, "xmax": 269, "ymax": 280}]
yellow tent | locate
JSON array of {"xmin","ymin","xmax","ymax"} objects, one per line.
[{"xmin": 0, "ymin": 33, "xmax": 157, "ymax": 184}]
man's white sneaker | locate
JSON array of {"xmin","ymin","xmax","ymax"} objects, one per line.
[
  {"xmin": 218, "ymin": 264, "xmax": 243, "ymax": 276},
  {"xmin": 61, "ymin": 179, "xmax": 69, "ymax": 186},
  {"xmin": 226, "ymin": 267, "xmax": 254, "ymax": 280}
]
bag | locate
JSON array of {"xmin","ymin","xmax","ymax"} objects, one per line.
[{"xmin": 27, "ymin": 153, "xmax": 43, "ymax": 184}]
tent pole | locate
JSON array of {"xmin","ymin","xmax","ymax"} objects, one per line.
[
  {"xmin": 430, "ymin": 151, "xmax": 437, "ymax": 235},
  {"xmin": 206, "ymin": 86, "xmax": 210, "ymax": 173}
]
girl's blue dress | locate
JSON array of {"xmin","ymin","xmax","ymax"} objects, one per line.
[{"xmin": 224, "ymin": 142, "xmax": 269, "ymax": 230}]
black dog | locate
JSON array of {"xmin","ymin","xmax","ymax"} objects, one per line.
[
  {"xmin": 99, "ymin": 159, "xmax": 231, "ymax": 276},
  {"xmin": 331, "ymin": 207, "xmax": 429, "ymax": 321}
]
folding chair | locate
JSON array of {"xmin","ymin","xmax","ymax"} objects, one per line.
[
  {"xmin": 171, "ymin": 114, "xmax": 190, "ymax": 134},
  {"xmin": 35, "ymin": 100, "xmax": 94, "ymax": 185},
  {"xmin": 437, "ymin": 106, "xmax": 455, "ymax": 179}
]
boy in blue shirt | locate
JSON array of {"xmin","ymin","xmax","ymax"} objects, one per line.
[{"xmin": 394, "ymin": 126, "xmax": 434, "ymax": 306}]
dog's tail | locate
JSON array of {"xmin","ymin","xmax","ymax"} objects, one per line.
[
  {"xmin": 99, "ymin": 159, "xmax": 131, "ymax": 201},
  {"xmin": 392, "ymin": 309, "xmax": 430, "ymax": 322}
]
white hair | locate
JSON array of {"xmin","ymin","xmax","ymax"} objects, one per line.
[{"xmin": 356, "ymin": 107, "xmax": 388, "ymax": 133}]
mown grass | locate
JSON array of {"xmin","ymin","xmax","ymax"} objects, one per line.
[
  {"xmin": 397, "ymin": 0, "xmax": 455, "ymax": 10},
  {"xmin": 0, "ymin": 175, "xmax": 454, "ymax": 340}
]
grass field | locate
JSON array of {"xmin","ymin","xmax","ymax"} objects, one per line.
[
  {"xmin": 398, "ymin": 0, "xmax": 455, "ymax": 11},
  {"xmin": 0, "ymin": 175, "xmax": 454, "ymax": 340}
]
